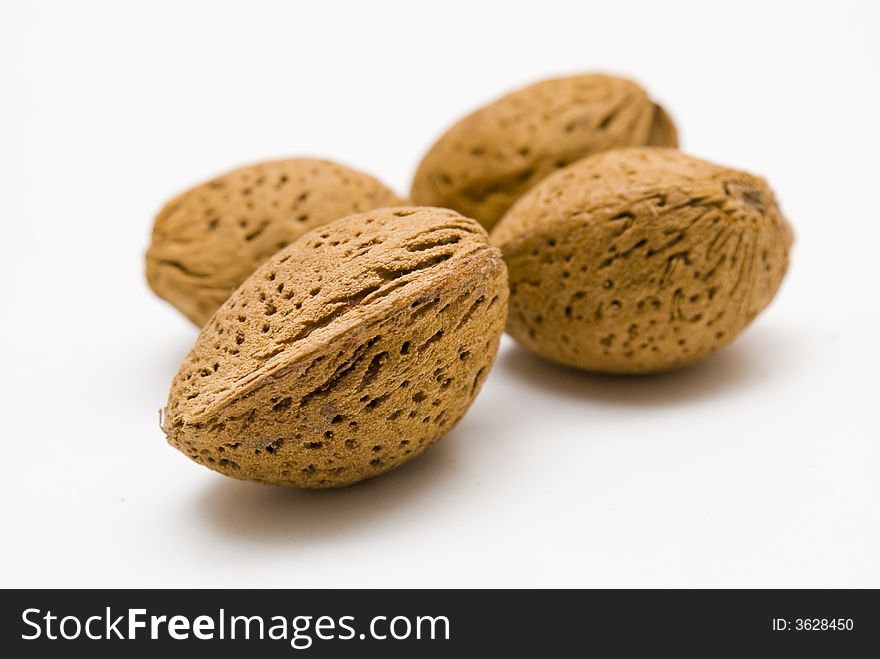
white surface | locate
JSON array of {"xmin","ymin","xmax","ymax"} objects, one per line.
[{"xmin": 1, "ymin": 0, "xmax": 878, "ymax": 588}]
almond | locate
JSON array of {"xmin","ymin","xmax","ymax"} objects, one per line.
[
  {"xmin": 411, "ymin": 74, "xmax": 677, "ymax": 230},
  {"xmin": 146, "ymin": 158, "xmax": 402, "ymax": 325},
  {"xmin": 163, "ymin": 207, "xmax": 508, "ymax": 487},
  {"xmin": 491, "ymin": 148, "xmax": 793, "ymax": 374}
]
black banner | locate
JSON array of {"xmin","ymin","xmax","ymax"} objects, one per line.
[{"xmin": 1, "ymin": 589, "xmax": 876, "ymax": 656}]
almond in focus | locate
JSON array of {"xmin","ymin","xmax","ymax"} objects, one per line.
[{"xmin": 163, "ymin": 207, "xmax": 508, "ymax": 487}]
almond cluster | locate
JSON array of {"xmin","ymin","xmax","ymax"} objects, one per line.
[{"xmin": 148, "ymin": 73, "xmax": 792, "ymax": 487}]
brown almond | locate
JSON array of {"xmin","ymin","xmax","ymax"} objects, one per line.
[
  {"xmin": 491, "ymin": 148, "xmax": 793, "ymax": 374},
  {"xmin": 411, "ymin": 74, "xmax": 677, "ymax": 231},
  {"xmin": 146, "ymin": 158, "xmax": 402, "ymax": 325},
  {"xmin": 163, "ymin": 207, "xmax": 508, "ymax": 488}
]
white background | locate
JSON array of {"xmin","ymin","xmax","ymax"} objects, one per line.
[{"xmin": 2, "ymin": 0, "xmax": 878, "ymax": 588}]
